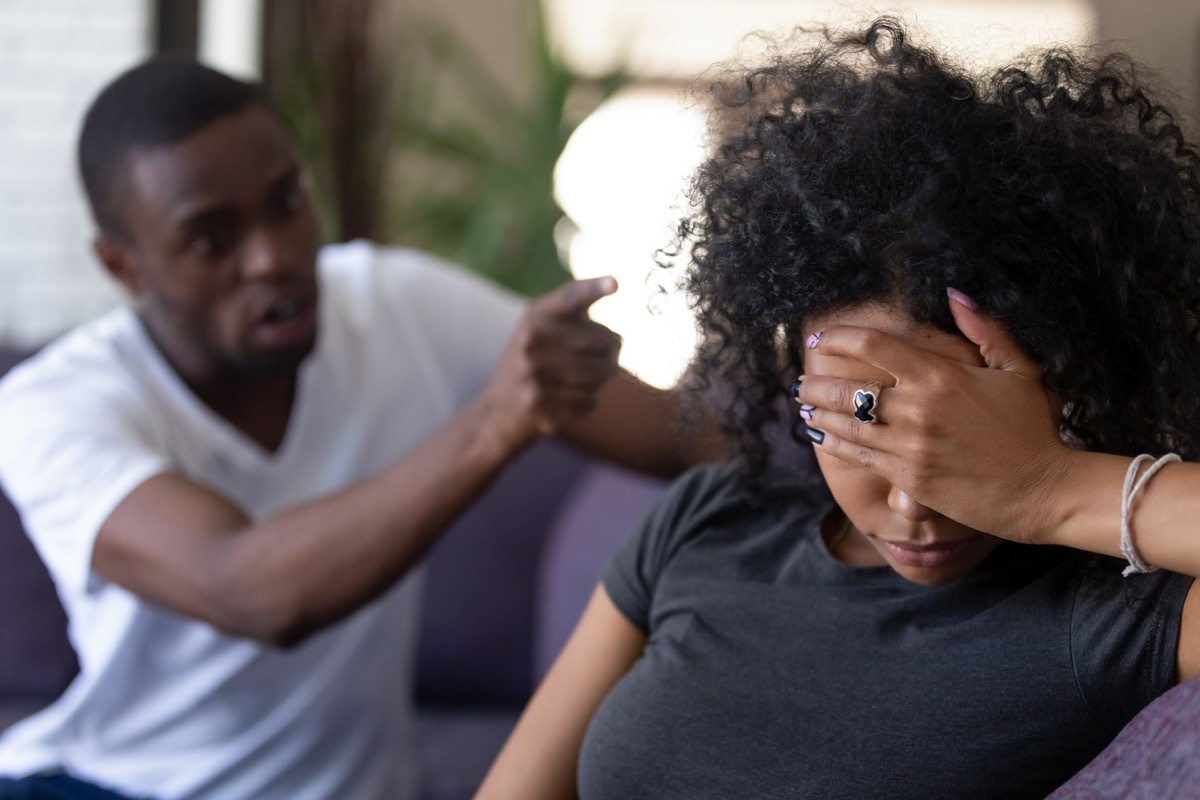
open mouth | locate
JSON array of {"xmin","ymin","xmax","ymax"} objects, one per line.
[
  {"xmin": 264, "ymin": 296, "xmax": 308, "ymax": 324},
  {"xmin": 255, "ymin": 293, "xmax": 317, "ymax": 349}
]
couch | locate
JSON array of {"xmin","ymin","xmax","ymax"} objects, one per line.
[
  {"xmin": 0, "ymin": 343, "xmax": 667, "ymax": 800},
  {"xmin": 1, "ymin": 346, "xmax": 1197, "ymax": 799}
]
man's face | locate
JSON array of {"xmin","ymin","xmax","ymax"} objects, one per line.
[{"xmin": 104, "ymin": 106, "xmax": 321, "ymax": 381}]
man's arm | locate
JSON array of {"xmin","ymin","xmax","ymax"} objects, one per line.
[
  {"xmin": 556, "ymin": 367, "xmax": 731, "ymax": 479},
  {"xmin": 93, "ymin": 277, "xmax": 719, "ymax": 647}
]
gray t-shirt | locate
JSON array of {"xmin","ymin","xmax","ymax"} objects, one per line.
[{"xmin": 579, "ymin": 464, "xmax": 1193, "ymax": 800}]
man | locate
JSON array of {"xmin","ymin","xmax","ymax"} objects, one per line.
[{"xmin": 0, "ymin": 58, "xmax": 718, "ymax": 799}]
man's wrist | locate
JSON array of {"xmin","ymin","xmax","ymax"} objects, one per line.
[{"xmin": 464, "ymin": 390, "xmax": 539, "ymax": 468}]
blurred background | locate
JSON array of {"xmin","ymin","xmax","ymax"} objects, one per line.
[{"xmin": 1, "ymin": 0, "xmax": 1198, "ymax": 388}]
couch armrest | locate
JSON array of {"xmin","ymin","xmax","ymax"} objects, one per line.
[{"xmin": 1048, "ymin": 674, "xmax": 1200, "ymax": 798}]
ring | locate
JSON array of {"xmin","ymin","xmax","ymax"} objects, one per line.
[{"xmin": 852, "ymin": 388, "xmax": 879, "ymax": 424}]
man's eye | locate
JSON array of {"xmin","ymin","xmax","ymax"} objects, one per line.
[
  {"xmin": 274, "ymin": 185, "xmax": 304, "ymax": 216},
  {"xmin": 189, "ymin": 228, "xmax": 231, "ymax": 258}
]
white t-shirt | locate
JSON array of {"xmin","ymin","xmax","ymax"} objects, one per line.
[{"xmin": 0, "ymin": 241, "xmax": 526, "ymax": 800}]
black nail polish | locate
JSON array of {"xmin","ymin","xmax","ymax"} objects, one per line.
[
  {"xmin": 788, "ymin": 379, "xmax": 802, "ymax": 399},
  {"xmin": 805, "ymin": 426, "xmax": 825, "ymax": 445}
]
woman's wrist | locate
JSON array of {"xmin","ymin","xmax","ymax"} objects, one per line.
[{"xmin": 1034, "ymin": 449, "xmax": 1128, "ymax": 557}]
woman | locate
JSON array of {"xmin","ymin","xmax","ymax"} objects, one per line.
[{"xmin": 475, "ymin": 18, "xmax": 1200, "ymax": 800}]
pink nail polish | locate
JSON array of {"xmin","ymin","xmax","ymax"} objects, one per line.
[
  {"xmin": 806, "ymin": 332, "xmax": 823, "ymax": 350},
  {"xmin": 946, "ymin": 288, "xmax": 978, "ymax": 311},
  {"xmin": 799, "ymin": 404, "xmax": 815, "ymax": 421}
]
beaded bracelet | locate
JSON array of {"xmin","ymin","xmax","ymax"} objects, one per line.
[{"xmin": 1120, "ymin": 453, "xmax": 1180, "ymax": 576}]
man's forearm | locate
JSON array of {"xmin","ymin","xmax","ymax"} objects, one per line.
[{"xmin": 205, "ymin": 393, "xmax": 530, "ymax": 645}]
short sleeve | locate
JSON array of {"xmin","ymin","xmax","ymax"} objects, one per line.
[
  {"xmin": 367, "ymin": 246, "xmax": 527, "ymax": 409},
  {"xmin": 1071, "ymin": 557, "xmax": 1194, "ymax": 731},
  {"xmin": 0, "ymin": 359, "xmax": 168, "ymax": 599},
  {"xmin": 602, "ymin": 464, "xmax": 743, "ymax": 634}
]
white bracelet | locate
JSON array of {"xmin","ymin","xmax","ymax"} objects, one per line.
[{"xmin": 1120, "ymin": 452, "xmax": 1180, "ymax": 576}]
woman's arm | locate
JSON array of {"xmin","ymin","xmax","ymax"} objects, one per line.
[{"xmin": 474, "ymin": 584, "xmax": 647, "ymax": 800}]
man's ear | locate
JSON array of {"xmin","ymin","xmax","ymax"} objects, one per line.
[{"xmin": 93, "ymin": 235, "xmax": 142, "ymax": 296}]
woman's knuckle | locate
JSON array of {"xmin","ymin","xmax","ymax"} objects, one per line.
[
  {"xmin": 853, "ymin": 444, "xmax": 875, "ymax": 469},
  {"xmin": 829, "ymin": 382, "xmax": 852, "ymax": 409}
]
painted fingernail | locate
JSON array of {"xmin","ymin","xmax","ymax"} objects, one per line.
[
  {"xmin": 799, "ymin": 404, "xmax": 815, "ymax": 421},
  {"xmin": 788, "ymin": 379, "xmax": 802, "ymax": 399},
  {"xmin": 946, "ymin": 288, "xmax": 978, "ymax": 311},
  {"xmin": 805, "ymin": 426, "xmax": 825, "ymax": 445},
  {"xmin": 806, "ymin": 332, "xmax": 823, "ymax": 350}
]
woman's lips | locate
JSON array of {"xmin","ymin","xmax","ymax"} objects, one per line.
[{"xmin": 875, "ymin": 535, "xmax": 979, "ymax": 568}]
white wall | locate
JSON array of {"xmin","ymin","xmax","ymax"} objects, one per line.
[{"xmin": 0, "ymin": 0, "xmax": 150, "ymax": 346}]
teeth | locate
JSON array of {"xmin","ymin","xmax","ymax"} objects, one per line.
[{"xmin": 270, "ymin": 298, "xmax": 302, "ymax": 322}]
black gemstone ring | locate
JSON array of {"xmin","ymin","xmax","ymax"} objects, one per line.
[{"xmin": 852, "ymin": 389, "xmax": 879, "ymax": 424}]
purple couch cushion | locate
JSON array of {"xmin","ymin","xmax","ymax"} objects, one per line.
[
  {"xmin": 414, "ymin": 438, "xmax": 588, "ymax": 707},
  {"xmin": 1048, "ymin": 674, "xmax": 1200, "ymax": 799},
  {"xmin": 534, "ymin": 464, "xmax": 666, "ymax": 680},
  {"xmin": 0, "ymin": 348, "xmax": 78, "ymax": 714},
  {"xmin": 414, "ymin": 708, "xmax": 520, "ymax": 800},
  {"xmin": 0, "ymin": 489, "xmax": 78, "ymax": 700}
]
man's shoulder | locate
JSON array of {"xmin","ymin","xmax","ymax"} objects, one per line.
[
  {"xmin": 0, "ymin": 308, "xmax": 145, "ymax": 408},
  {"xmin": 317, "ymin": 240, "xmax": 524, "ymax": 306},
  {"xmin": 313, "ymin": 241, "xmax": 526, "ymax": 362},
  {"xmin": 318, "ymin": 240, "xmax": 465, "ymax": 285}
]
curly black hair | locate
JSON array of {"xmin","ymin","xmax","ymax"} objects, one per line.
[{"xmin": 677, "ymin": 17, "xmax": 1200, "ymax": 475}]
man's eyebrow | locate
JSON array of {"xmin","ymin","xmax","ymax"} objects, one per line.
[
  {"xmin": 172, "ymin": 163, "xmax": 302, "ymax": 228},
  {"xmin": 267, "ymin": 165, "xmax": 302, "ymax": 193},
  {"xmin": 177, "ymin": 203, "xmax": 236, "ymax": 231}
]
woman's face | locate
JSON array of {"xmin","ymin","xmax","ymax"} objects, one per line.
[{"xmin": 803, "ymin": 302, "xmax": 1003, "ymax": 585}]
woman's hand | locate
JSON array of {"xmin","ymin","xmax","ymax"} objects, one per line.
[{"xmin": 797, "ymin": 290, "xmax": 1082, "ymax": 544}]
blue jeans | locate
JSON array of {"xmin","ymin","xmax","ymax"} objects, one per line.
[{"xmin": 0, "ymin": 774, "xmax": 144, "ymax": 800}]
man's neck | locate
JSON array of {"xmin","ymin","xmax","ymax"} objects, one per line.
[
  {"xmin": 139, "ymin": 315, "xmax": 300, "ymax": 452},
  {"xmin": 192, "ymin": 371, "xmax": 298, "ymax": 453}
]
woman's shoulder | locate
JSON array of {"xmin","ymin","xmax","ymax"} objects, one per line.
[{"xmin": 648, "ymin": 460, "xmax": 831, "ymax": 536}]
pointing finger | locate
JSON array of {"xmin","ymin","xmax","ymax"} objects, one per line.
[{"xmin": 539, "ymin": 276, "xmax": 618, "ymax": 318}]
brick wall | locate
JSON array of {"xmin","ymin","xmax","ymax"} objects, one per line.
[{"xmin": 0, "ymin": 0, "xmax": 150, "ymax": 346}]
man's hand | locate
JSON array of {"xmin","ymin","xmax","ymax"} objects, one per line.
[{"xmin": 480, "ymin": 276, "xmax": 623, "ymax": 454}]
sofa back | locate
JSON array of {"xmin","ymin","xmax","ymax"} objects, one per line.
[
  {"xmin": 413, "ymin": 438, "xmax": 590, "ymax": 706},
  {"xmin": 0, "ymin": 348, "xmax": 79, "ymax": 727},
  {"xmin": 414, "ymin": 439, "xmax": 666, "ymax": 707}
]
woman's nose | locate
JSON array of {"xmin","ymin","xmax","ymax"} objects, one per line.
[{"xmin": 887, "ymin": 486, "xmax": 939, "ymax": 522}]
